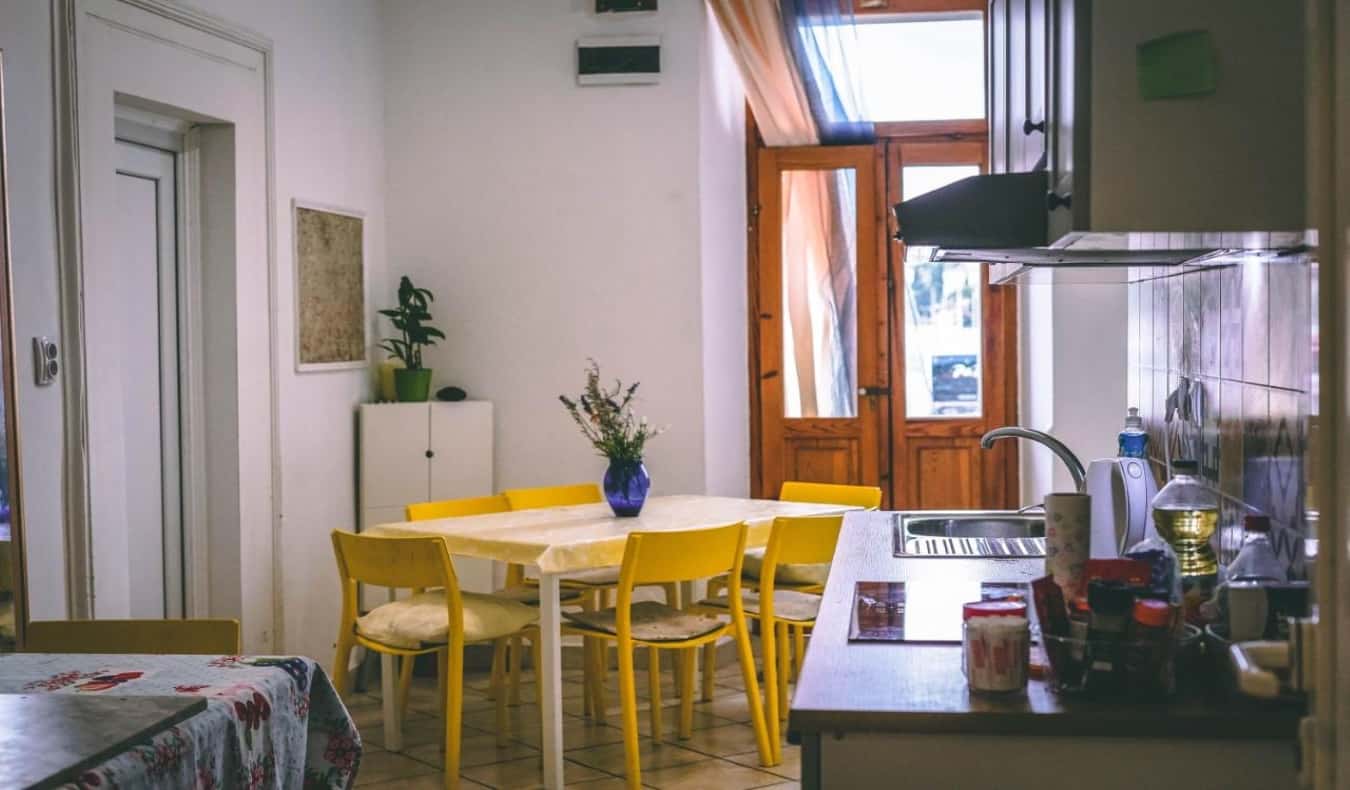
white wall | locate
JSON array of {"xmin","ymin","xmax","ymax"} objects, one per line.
[
  {"xmin": 1019, "ymin": 281, "xmax": 1128, "ymax": 503},
  {"xmin": 0, "ymin": 1, "xmax": 387, "ymax": 663},
  {"xmin": 382, "ymin": 1, "xmax": 748, "ymax": 500}
]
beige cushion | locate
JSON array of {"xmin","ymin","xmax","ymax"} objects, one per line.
[
  {"xmin": 525, "ymin": 567, "xmax": 623, "ymax": 588},
  {"xmin": 357, "ymin": 590, "xmax": 538, "ymax": 649},
  {"xmin": 564, "ymin": 601, "xmax": 725, "ymax": 642},
  {"xmin": 700, "ymin": 589, "xmax": 821, "ymax": 623},
  {"xmin": 740, "ymin": 547, "xmax": 831, "ymax": 587}
]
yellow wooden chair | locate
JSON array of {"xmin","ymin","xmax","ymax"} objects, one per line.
[
  {"xmin": 502, "ymin": 483, "xmax": 678, "ymax": 724},
  {"xmin": 562, "ymin": 522, "xmax": 773, "ymax": 788},
  {"xmin": 24, "ymin": 619, "xmax": 240, "ymax": 654},
  {"xmin": 702, "ymin": 481, "xmax": 878, "ymax": 700},
  {"xmin": 695, "ymin": 514, "xmax": 843, "ymax": 763},
  {"xmin": 331, "ymin": 531, "xmax": 540, "ymax": 788},
  {"xmin": 404, "ymin": 493, "xmax": 583, "ymax": 710}
]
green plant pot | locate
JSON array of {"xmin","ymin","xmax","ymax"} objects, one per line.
[{"xmin": 395, "ymin": 368, "xmax": 433, "ymax": 402}]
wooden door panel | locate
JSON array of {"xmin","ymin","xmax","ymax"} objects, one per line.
[
  {"xmin": 753, "ymin": 145, "xmax": 886, "ymax": 501},
  {"xmin": 783, "ymin": 437, "xmax": 860, "ymax": 486},
  {"xmin": 910, "ymin": 439, "xmax": 982, "ymax": 510}
]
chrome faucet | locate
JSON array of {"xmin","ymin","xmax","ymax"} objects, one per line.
[{"xmin": 980, "ymin": 426, "xmax": 1087, "ymax": 493}]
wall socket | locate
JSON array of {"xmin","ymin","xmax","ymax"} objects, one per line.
[{"xmin": 33, "ymin": 337, "xmax": 58, "ymax": 386}]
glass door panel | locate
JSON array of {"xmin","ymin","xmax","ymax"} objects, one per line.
[
  {"xmin": 781, "ymin": 168, "xmax": 859, "ymax": 419},
  {"xmin": 900, "ymin": 164, "xmax": 982, "ymax": 419}
]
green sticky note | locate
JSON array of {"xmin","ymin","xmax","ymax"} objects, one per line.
[{"xmin": 1137, "ymin": 30, "xmax": 1217, "ymax": 100}]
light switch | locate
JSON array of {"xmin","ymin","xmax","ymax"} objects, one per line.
[{"xmin": 32, "ymin": 337, "xmax": 58, "ymax": 386}]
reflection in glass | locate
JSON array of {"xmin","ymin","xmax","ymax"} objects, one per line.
[
  {"xmin": 903, "ymin": 165, "xmax": 983, "ymax": 419},
  {"xmin": 782, "ymin": 168, "xmax": 858, "ymax": 418}
]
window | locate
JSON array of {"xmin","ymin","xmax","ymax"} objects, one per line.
[
  {"xmin": 809, "ymin": 14, "xmax": 985, "ymax": 122},
  {"xmin": 901, "ymin": 164, "xmax": 983, "ymax": 418}
]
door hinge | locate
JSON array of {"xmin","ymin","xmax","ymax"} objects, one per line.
[{"xmin": 858, "ymin": 386, "xmax": 891, "ymax": 397}]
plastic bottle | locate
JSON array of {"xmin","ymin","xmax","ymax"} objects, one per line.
[
  {"xmin": 1227, "ymin": 515, "xmax": 1288, "ymax": 583},
  {"xmin": 1125, "ymin": 535, "xmax": 1183, "ymax": 606},
  {"xmin": 1117, "ymin": 407, "xmax": 1148, "ymax": 458},
  {"xmin": 1151, "ymin": 460, "xmax": 1219, "ymax": 579}
]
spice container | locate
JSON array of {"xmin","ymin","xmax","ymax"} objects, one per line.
[
  {"xmin": 961, "ymin": 601, "xmax": 1030, "ymax": 694},
  {"xmin": 1085, "ymin": 581, "xmax": 1135, "ymax": 693},
  {"xmin": 1123, "ymin": 598, "xmax": 1176, "ymax": 696}
]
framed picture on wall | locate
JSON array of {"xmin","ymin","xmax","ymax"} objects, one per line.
[{"xmin": 292, "ymin": 200, "xmax": 368, "ymax": 372}]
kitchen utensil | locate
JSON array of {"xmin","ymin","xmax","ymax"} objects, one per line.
[{"xmin": 1086, "ymin": 457, "xmax": 1159, "ymax": 558}]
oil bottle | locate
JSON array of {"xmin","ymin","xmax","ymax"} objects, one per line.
[{"xmin": 1151, "ymin": 459, "xmax": 1219, "ymax": 620}]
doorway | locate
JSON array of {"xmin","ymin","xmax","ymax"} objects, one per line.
[
  {"xmin": 749, "ymin": 134, "xmax": 1018, "ymax": 509},
  {"xmin": 104, "ymin": 137, "xmax": 185, "ymax": 618}
]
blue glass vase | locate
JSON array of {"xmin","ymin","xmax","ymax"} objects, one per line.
[{"xmin": 603, "ymin": 459, "xmax": 650, "ymax": 518}]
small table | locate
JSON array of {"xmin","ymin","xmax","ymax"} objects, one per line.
[
  {"xmin": 370, "ymin": 494, "xmax": 855, "ymax": 789},
  {"xmin": 0, "ymin": 653, "xmax": 360, "ymax": 788}
]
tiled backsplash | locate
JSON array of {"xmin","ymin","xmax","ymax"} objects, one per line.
[{"xmin": 1126, "ymin": 257, "xmax": 1315, "ymax": 577}]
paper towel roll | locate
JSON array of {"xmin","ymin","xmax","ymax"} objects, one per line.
[{"xmin": 1044, "ymin": 492, "xmax": 1091, "ymax": 598}]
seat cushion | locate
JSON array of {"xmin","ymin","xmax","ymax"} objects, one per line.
[
  {"xmin": 524, "ymin": 567, "xmax": 623, "ymax": 588},
  {"xmin": 494, "ymin": 586, "xmax": 586, "ymax": 606},
  {"xmin": 356, "ymin": 591, "xmax": 538, "ymax": 649},
  {"xmin": 740, "ymin": 547, "xmax": 831, "ymax": 587},
  {"xmin": 699, "ymin": 589, "xmax": 821, "ymax": 623},
  {"xmin": 564, "ymin": 601, "xmax": 725, "ymax": 643}
]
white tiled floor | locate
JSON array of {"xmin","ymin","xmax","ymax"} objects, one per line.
[{"xmin": 346, "ymin": 660, "xmax": 800, "ymax": 789}]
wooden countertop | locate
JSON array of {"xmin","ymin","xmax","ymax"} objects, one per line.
[{"xmin": 788, "ymin": 511, "xmax": 1303, "ymax": 740}]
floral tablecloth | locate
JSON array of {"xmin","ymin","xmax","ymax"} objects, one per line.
[{"xmin": 0, "ymin": 653, "xmax": 360, "ymax": 789}]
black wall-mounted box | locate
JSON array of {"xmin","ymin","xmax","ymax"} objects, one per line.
[{"xmin": 596, "ymin": 0, "xmax": 657, "ymax": 12}]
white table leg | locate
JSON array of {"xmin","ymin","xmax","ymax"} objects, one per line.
[
  {"xmin": 538, "ymin": 572, "xmax": 564, "ymax": 789},
  {"xmin": 380, "ymin": 653, "xmax": 402, "ymax": 752}
]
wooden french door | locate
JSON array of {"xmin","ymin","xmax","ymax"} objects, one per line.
[
  {"xmin": 885, "ymin": 139, "xmax": 1018, "ymax": 510},
  {"xmin": 751, "ymin": 145, "xmax": 888, "ymax": 500},
  {"xmin": 749, "ymin": 137, "xmax": 1018, "ymax": 509}
]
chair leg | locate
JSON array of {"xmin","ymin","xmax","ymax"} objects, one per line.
[
  {"xmin": 760, "ymin": 616, "xmax": 781, "ymax": 766},
  {"xmin": 734, "ymin": 615, "xmax": 774, "ymax": 768},
  {"xmin": 489, "ymin": 639, "xmax": 505, "ymax": 702},
  {"xmin": 701, "ymin": 640, "xmax": 717, "ymax": 702},
  {"xmin": 509, "ymin": 634, "xmax": 524, "ymax": 706},
  {"xmin": 678, "ymin": 647, "xmax": 696, "ymax": 740},
  {"xmin": 332, "ymin": 632, "xmax": 355, "ymax": 699},
  {"xmin": 776, "ymin": 621, "xmax": 790, "ymax": 723},
  {"xmin": 588, "ymin": 627, "xmax": 607, "ymax": 724},
  {"xmin": 444, "ymin": 641, "xmax": 465, "ymax": 790},
  {"xmin": 437, "ymin": 649, "xmax": 448, "ymax": 721},
  {"xmin": 581, "ymin": 591, "xmax": 596, "ymax": 718},
  {"xmin": 530, "ymin": 635, "xmax": 542, "ymax": 700},
  {"xmin": 397, "ymin": 653, "xmax": 415, "ymax": 724},
  {"xmin": 792, "ymin": 624, "xmax": 807, "ymax": 682},
  {"xmin": 379, "ymin": 653, "xmax": 403, "ymax": 752},
  {"xmin": 493, "ymin": 638, "xmax": 510, "ymax": 747},
  {"xmin": 648, "ymin": 646, "xmax": 663, "ymax": 745},
  {"xmin": 617, "ymin": 637, "xmax": 642, "ymax": 790}
]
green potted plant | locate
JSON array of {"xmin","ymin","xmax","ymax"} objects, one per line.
[{"xmin": 378, "ymin": 275, "xmax": 444, "ymax": 402}]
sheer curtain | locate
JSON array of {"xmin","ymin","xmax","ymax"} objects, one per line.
[{"xmin": 708, "ymin": 1, "xmax": 872, "ymax": 417}]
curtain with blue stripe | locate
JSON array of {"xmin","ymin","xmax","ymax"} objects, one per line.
[{"xmin": 780, "ymin": 0, "xmax": 874, "ymax": 145}]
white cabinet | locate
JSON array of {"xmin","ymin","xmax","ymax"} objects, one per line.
[{"xmin": 358, "ymin": 402, "xmax": 496, "ymax": 593}]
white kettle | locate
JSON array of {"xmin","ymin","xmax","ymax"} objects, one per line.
[{"xmin": 1086, "ymin": 457, "xmax": 1159, "ymax": 558}]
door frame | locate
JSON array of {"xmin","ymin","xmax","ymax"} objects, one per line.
[{"xmin": 52, "ymin": 0, "xmax": 281, "ymax": 648}]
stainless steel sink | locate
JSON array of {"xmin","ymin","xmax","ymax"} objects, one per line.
[{"xmin": 893, "ymin": 511, "xmax": 1046, "ymax": 557}]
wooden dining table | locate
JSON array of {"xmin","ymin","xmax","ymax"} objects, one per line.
[{"xmin": 368, "ymin": 494, "xmax": 856, "ymax": 789}]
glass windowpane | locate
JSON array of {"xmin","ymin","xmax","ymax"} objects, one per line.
[
  {"xmin": 849, "ymin": 16, "xmax": 985, "ymax": 122},
  {"xmin": 782, "ymin": 168, "xmax": 858, "ymax": 419},
  {"xmin": 902, "ymin": 165, "xmax": 983, "ymax": 419}
]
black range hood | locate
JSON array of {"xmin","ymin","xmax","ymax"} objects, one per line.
[{"xmin": 892, "ymin": 173, "xmax": 1310, "ymax": 284}]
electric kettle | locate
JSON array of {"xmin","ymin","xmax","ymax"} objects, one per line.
[{"xmin": 1086, "ymin": 457, "xmax": 1159, "ymax": 557}]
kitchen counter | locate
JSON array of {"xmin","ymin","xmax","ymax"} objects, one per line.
[{"xmin": 790, "ymin": 510, "xmax": 1303, "ymax": 789}]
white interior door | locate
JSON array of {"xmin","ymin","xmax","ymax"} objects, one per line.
[{"xmin": 104, "ymin": 139, "xmax": 183, "ymax": 619}]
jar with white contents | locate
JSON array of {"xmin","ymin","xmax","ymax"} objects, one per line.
[{"xmin": 961, "ymin": 600, "xmax": 1031, "ymax": 694}]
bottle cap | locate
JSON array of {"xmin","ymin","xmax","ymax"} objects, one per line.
[
  {"xmin": 1244, "ymin": 514, "xmax": 1272, "ymax": 533},
  {"xmin": 1170, "ymin": 459, "xmax": 1199, "ymax": 474},
  {"xmin": 1132, "ymin": 598, "xmax": 1172, "ymax": 628},
  {"xmin": 962, "ymin": 600, "xmax": 1028, "ymax": 621},
  {"xmin": 1125, "ymin": 407, "xmax": 1143, "ymax": 429}
]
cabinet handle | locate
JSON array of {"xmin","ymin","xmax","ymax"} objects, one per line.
[
  {"xmin": 425, "ymin": 449, "xmax": 435, "ymax": 459},
  {"xmin": 1022, "ymin": 119, "xmax": 1046, "ymax": 135},
  {"xmin": 1047, "ymin": 192, "xmax": 1072, "ymax": 210}
]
